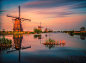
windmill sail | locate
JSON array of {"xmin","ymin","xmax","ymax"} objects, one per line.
[{"xmin": 7, "ymin": 6, "xmax": 31, "ymax": 32}]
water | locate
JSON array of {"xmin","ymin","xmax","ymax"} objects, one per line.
[{"xmin": 0, "ymin": 33, "xmax": 86, "ymax": 63}]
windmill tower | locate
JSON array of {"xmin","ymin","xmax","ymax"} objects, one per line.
[
  {"xmin": 7, "ymin": 6, "xmax": 31, "ymax": 32},
  {"xmin": 38, "ymin": 22, "xmax": 41, "ymax": 31},
  {"xmin": 38, "ymin": 22, "xmax": 43, "ymax": 31}
]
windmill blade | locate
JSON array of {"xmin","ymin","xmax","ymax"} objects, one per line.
[
  {"xmin": 21, "ymin": 18, "xmax": 31, "ymax": 22},
  {"xmin": 24, "ymin": 19, "xmax": 31, "ymax": 21},
  {"xmin": 7, "ymin": 14, "xmax": 13, "ymax": 17},
  {"xmin": 7, "ymin": 50, "xmax": 18, "ymax": 53},
  {"xmin": 7, "ymin": 46, "xmax": 31, "ymax": 53},
  {"xmin": 21, "ymin": 46, "xmax": 31, "ymax": 50},
  {"xmin": 7, "ymin": 14, "xmax": 18, "ymax": 18},
  {"xmin": 12, "ymin": 17, "xmax": 18, "ymax": 18}
]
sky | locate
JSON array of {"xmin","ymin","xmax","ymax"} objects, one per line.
[{"xmin": 0, "ymin": 0, "xmax": 86, "ymax": 31}]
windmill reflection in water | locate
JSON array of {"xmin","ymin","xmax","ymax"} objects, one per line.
[{"xmin": 7, "ymin": 34, "xmax": 31, "ymax": 62}]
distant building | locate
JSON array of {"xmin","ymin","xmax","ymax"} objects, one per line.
[
  {"xmin": 80, "ymin": 27, "xmax": 85, "ymax": 31},
  {"xmin": 48, "ymin": 29, "xmax": 53, "ymax": 32},
  {"xmin": 38, "ymin": 22, "xmax": 43, "ymax": 31},
  {"xmin": 38, "ymin": 26, "xmax": 42, "ymax": 31},
  {"xmin": 45, "ymin": 28, "xmax": 48, "ymax": 32}
]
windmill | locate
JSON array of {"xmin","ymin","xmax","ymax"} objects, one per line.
[
  {"xmin": 7, "ymin": 6, "xmax": 31, "ymax": 31},
  {"xmin": 38, "ymin": 22, "xmax": 43, "ymax": 31}
]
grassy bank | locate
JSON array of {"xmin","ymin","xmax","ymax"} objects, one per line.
[
  {"xmin": 0, "ymin": 37, "xmax": 12, "ymax": 47},
  {"xmin": 63, "ymin": 31, "xmax": 86, "ymax": 36},
  {"xmin": 0, "ymin": 31, "xmax": 35, "ymax": 35}
]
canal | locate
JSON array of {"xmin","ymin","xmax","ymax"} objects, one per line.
[{"xmin": 0, "ymin": 33, "xmax": 86, "ymax": 63}]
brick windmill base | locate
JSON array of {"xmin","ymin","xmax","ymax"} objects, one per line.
[{"xmin": 13, "ymin": 18, "xmax": 23, "ymax": 32}]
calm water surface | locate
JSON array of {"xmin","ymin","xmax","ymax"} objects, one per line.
[{"xmin": 0, "ymin": 33, "xmax": 86, "ymax": 63}]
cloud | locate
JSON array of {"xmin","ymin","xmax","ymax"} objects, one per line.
[
  {"xmin": 37, "ymin": 11, "xmax": 74, "ymax": 17},
  {"xmin": 35, "ymin": 11, "xmax": 74, "ymax": 15},
  {"xmin": 22, "ymin": 0, "xmax": 86, "ymax": 18},
  {"xmin": 69, "ymin": 2, "xmax": 86, "ymax": 9},
  {"xmin": 22, "ymin": 0, "xmax": 86, "ymax": 9},
  {"xmin": 0, "ymin": 10, "xmax": 6, "ymax": 12},
  {"xmin": 31, "ymin": 10, "xmax": 86, "ymax": 18},
  {"xmin": 21, "ymin": 0, "xmax": 86, "ymax": 18},
  {"xmin": 22, "ymin": 1, "xmax": 52, "ymax": 8},
  {"xmin": 0, "ymin": 10, "xmax": 7, "ymax": 16}
]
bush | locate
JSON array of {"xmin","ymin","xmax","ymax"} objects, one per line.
[
  {"xmin": 29, "ymin": 32, "xmax": 35, "ymax": 34},
  {"xmin": 45, "ymin": 38, "xmax": 55, "ymax": 43},
  {"xmin": 34, "ymin": 28, "xmax": 42, "ymax": 34},
  {"xmin": 0, "ymin": 37, "xmax": 12, "ymax": 45}
]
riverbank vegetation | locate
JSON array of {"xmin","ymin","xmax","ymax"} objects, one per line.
[
  {"xmin": 63, "ymin": 30, "xmax": 86, "ymax": 36},
  {"xmin": 0, "ymin": 37, "xmax": 12, "ymax": 47},
  {"xmin": 42, "ymin": 38, "xmax": 60, "ymax": 45},
  {"xmin": 34, "ymin": 28, "xmax": 42, "ymax": 34},
  {"xmin": 0, "ymin": 28, "xmax": 86, "ymax": 35}
]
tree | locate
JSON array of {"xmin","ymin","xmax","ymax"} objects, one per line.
[
  {"xmin": 3, "ymin": 29, "xmax": 5, "ymax": 32},
  {"xmin": 80, "ymin": 27, "xmax": 85, "ymax": 31},
  {"xmin": 34, "ymin": 28, "xmax": 42, "ymax": 34}
]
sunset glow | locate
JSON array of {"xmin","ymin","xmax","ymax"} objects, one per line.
[{"xmin": 0, "ymin": 0, "xmax": 86, "ymax": 31}]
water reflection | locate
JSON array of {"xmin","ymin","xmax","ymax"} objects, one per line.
[
  {"xmin": 34, "ymin": 34, "xmax": 42, "ymax": 44},
  {"xmin": 13, "ymin": 34, "xmax": 23, "ymax": 50},
  {"xmin": 0, "ymin": 33, "xmax": 86, "ymax": 63},
  {"xmin": 7, "ymin": 34, "xmax": 31, "ymax": 62},
  {"xmin": 45, "ymin": 45, "xmax": 55, "ymax": 49},
  {"xmin": 44, "ymin": 42, "xmax": 66, "ymax": 49},
  {"xmin": 69, "ymin": 33, "xmax": 86, "ymax": 40},
  {"xmin": 45, "ymin": 34, "xmax": 47, "ymax": 37},
  {"xmin": 0, "ymin": 35, "xmax": 12, "ymax": 53},
  {"xmin": 80, "ymin": 35, "xmax": 85, "ymax": 40},
  {"xmin": 0, "ymin": 46, "xmax": 11, "ymax": 53},
  {"xmin": 69, "ymin": 33, "xmax": 74, "ymax": 36},
  {"xmin": 34, "ymin": 34, "xmax": 41, "ymax": 39}
]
